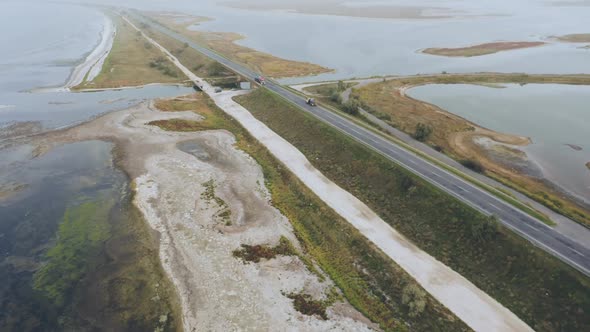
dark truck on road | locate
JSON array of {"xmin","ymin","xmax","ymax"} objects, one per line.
[{"xmin": 254, "ymin": 76, "xmax": 266, "ymax": 85}]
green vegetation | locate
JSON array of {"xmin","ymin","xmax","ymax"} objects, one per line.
[
  {"xmin": 207, "ymin": 61, "xmax": 230, "ymax": 76},
  {"xmin": 234, "ymin": 88, "xmax": 590, "ymax": 332},
  {"xmin": 148, "ymin": 118, "xmax": 208, "ymax": 131},
  {"xmin": 460, "ymin": 159, "xmax": 485, "ymax": 173},
  {"xmin": 149, "ymin": 93, "xmax": 467, "ymax": 331},
  {"xmin": 201, "ymin": 179, "xmax": 232, "ymax": 225},
  {"xmin": 233, "ymin": 236, "xmax": 296, "ymax": 263},
  {"xmin": 341, "ymin": 98, "xmax": 361, "ymax": 115},
  {"xmin": 91, "ymin": 197, "xmax": 181, "ymax": 332},
  {"xmin": 303, "ymin": 81, "xmax": 357, "ymax": 111},
  {"xmin": 31, "ymin": 195, "xmax": 180, "ymax": 331},
  {"xmin": 401, "ymin": 284, "xmax": 427, "ymax": 318},
  {"xmin": 330, "ymin": 90, "xmax": 342, "ymax": 103},
  {"xmin": 412, "ymin": 123, "xmax": 432, "ymax": 141},
  {"xmin": 139, "ymin": 19, "xmax": 239, "ymax": 85},
  {"xmin": 77, "ymin": 15, "xmax": 184, "ymax": 89},
  {"xmin": 34, "ymin": 200, "xmax": 113, "ymax": 307},
  {"xmin": 201, "ymin": 179, "xmax": 224, "ymax": 206},
  {"xmin": 149, "ymin": 56, "xmax": 179, "ymax": 78},
  {"xmin": 303, "ymin": 80, "xmax": 354, "ymax": 96}
]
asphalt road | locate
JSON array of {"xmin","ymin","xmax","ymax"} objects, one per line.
[{"xmin": 129, "ymin": 11, "xmax": 590, "ymax": 277}]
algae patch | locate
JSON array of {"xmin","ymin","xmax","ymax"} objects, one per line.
[
  {"xmin": 201, "ymin": 179, "xmax": 232, "ymax": 225},
  {"xmin": 33, "ymin": 199, "xmax": 113, "ymax": 307}
]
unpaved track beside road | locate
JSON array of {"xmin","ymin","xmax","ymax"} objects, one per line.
[{"xmin": 128, "ymin": 14, "xmax": 533, "ymax": 331}]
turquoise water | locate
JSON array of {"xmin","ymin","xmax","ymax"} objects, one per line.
[{"xmin": 408, "ymin": 83, "xmax": 590, "ymax": 204}]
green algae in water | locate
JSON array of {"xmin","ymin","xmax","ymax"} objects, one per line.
[
  {"xmin": 31, "ymin": 189, "xmax": 182, "ymax": 331},
  {"xmin": 0, "ymin": 141, "xmax": 181, "ymax": 332},
  {"xmin": 33, "ymin": 199, "xmax": 114, "ymax": 308},
  {"xmin": 31, "ymin": 196, "xmax": 181, "ymax": 332}
]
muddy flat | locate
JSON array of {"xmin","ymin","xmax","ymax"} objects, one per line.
[{"xmin": 422, "ymin": 41, "xmax": 546, "ymax": 57}]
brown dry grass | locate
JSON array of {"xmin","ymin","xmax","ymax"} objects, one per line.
[
  {"xmin": 353, "ymin": 73, "xmax": 590, "ymax": 226},
  {"xmin": 137, "ymin": 19, "xmax": 235, "ymax": 80},
  {"xmin": 423, "ymin": 41, "xmax": 546, "ymax": 57},
  {"xmin": 146, "ymin": 12, "xmax": 332, "ymax": 78},
  {"xmin": 152, "ymin": 93, "xmax": 227, "ymax": 130},
  {"xmin": 154, "ymin": 93, "xmax": 211, "ymax": 113},
  {"xmin": 77, "ymin": 15, "xmax": 185, "ymax": 89}
]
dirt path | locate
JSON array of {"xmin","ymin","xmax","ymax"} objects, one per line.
[
  {"xmin": 126, "ymin": 17, "xmax": 533, "ymax": 331},
  {"xmin": 212, "ymin": 89, "xmax": 533, "ymax": 332}
]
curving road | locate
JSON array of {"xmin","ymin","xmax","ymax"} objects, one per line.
[{"xmin": 128, "ymin": 10, "xmax": 590, "ymax": 277}]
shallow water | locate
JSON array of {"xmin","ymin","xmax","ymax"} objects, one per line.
[
  {"xmin": 0, "ymin": 2, "xmax": 104, "ymax": 90},
  {"xmin": 0, "ymin": 140, "xmax": 125, "ymax": 330},
  {"xmin": 178, "ymin": 139, "xmax": 211, "ymax": 161},
  {"xmin": 0, "ymin": 3, "xmax": 186, "ymax": 329},
  {"xmin": 0, "ymin": 2, "xmax": 192, "ymax": 131},
  {"xmin": 175, "ymin": 0, "xmax": 590, "ymax": 83},
  {"xmin": 0, "ymin": 84, "xmax": 193, "ymax": 131},
  {"xmin": 407, "ymin": 83, "xmax": 590, "ymax": 204},
  {"xmin": 49, "ymin": 0, "xmax": 590, "ymax": 84}
]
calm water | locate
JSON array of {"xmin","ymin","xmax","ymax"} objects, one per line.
[
  {"xmin": 198, "ymin": 2, "xmax": 590, "ymax": 84},
  {"xmin": 0, "ymin": 3, "xmax": 187, "ymax": 329},
  {"xmin": 50, "ymin": 0, "xmax": 590, "ymax": 83},
  {"xmin": 0, "ymin": 85, "xmax": 192, "ymax": 130},
  {"xmin": 0, "ymin": 140, "xmax": 125, "ymax": 330},
  {"xmin": 0, "ymin": 2, "xmax": 191, "ymax": 131},
  {"xmin": 407, "ymin": 83, "xmax": 590, "ymax": 204}
]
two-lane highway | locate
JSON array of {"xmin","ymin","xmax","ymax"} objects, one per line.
[{"xmin": 129, "ymin": 10, "xmax": 590, "ymax": 277}]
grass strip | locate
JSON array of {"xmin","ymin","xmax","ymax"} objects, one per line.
[{"xmin": 235, "ymin": 88, "xmax": 590, "ymax": 332}]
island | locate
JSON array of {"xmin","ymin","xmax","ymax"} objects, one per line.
[
  {"xmin": 554, "ymin": 33, "xmax": 590, "ymax": 43},
  {"xmin": 422, "ymin": 41, "xmax": 546, "ymax": 57}
]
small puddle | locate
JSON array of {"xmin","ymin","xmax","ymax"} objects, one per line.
[{"xmin": 178, "ymin": 139, "xmax": 211, "ymax": 161}]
